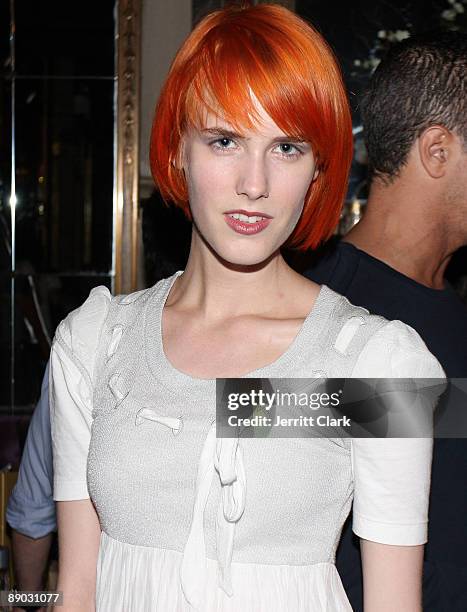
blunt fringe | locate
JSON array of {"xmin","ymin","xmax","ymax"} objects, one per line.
[
  {"xmin": 150, "ymin": 2, "xmax": 353, "ymax": 250},
  {"xmin": 360, "ymin": 30, "xmax": 467, "ymax": 183}
]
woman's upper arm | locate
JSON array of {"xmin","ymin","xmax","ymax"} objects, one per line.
[
  {"xmin": 50, "ymin": 343, "xmax": 95, "ymax": 501},
  {"xmin": 350, "ymin": 319, "xmax": 446, "ymax": 609},
  {"xmin": 50, "ymin": 286, "xmax": 111, "ymax": 501},
  {"xmin": 57, "ymin": 499, "xmax": 101, "ymax": 611},
  {"xmin": 351, "ymin": 319, "xmax": 445, "ymax": 546}
]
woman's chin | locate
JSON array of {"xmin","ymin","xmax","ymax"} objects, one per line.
[
  {"xmin": 214, "ymin": 247, "xmax": 280, "ymax": 271},
  {"xmin": 191, "ymin": 227, "xmax": 283, "ymax": 270}
]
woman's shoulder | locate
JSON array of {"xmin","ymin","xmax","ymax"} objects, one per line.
[
  {"xmin": 358, "ymin": 318, "xmax": 445, "ymax": 378},
  {"xmin": 322, "ymin": 285, "xmax": 445, "ymax": 378},
  {"xmin": 53, "ymin": 285, "xmax": 113, "ymax": 374},
  {"xmin": 53, "ymin": 274, "xmax": 180, "ymax": 362}
]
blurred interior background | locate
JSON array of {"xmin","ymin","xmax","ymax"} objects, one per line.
[{"xmin": 1, "ymin": 0, "xmax": 466, "ymax": 464}]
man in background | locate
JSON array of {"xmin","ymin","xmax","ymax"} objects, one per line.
[
  {"xmin": 6, "ymin": 365, "xmax": 56, "ymax": 612},
  {"xmin": 307, "ymin": 30, "xmax": 467, "ymax": 611}
]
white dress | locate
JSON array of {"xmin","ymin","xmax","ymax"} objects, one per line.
[{"xmin": 50, "ymin": 273, "xmax": 445, "ymax": 611}]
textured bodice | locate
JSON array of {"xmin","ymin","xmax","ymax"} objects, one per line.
[{"xmin": 86, "ymin": 274, "xmax": 385, "ymax": 596}]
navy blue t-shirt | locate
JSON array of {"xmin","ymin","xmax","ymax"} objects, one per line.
[{"xmin": 306, "ymin": 241, "xmax": 467, "ymax": 568}]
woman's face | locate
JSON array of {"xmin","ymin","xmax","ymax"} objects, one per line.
[{"xmin": 181, "ymin": 99, "xmax": 318, "ymax": 267}]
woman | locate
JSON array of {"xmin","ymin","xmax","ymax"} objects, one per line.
[{"xmin": 50, "ymin": 4, "xmax": 444, "ymax": 611}]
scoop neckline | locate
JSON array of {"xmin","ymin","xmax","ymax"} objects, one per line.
[{"xmin": 144, "ymin": 271, "xmax": 337, "ymax": 394}]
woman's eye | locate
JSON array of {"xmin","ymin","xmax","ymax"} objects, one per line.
[
  {"xmin": 211, "ymin": 137, "xmax": 236, "ymax": 151},
  {"xmin": 276, "ymin": 143, "xmax": 302, "ymax": 158}
]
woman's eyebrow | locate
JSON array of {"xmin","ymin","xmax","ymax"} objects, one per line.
[
  {"xmin": 200, "ymin": 127, "xmax": 309, "ymax": 145},
  {"xmin": 201, "ymin": 128, "xmax": 245, "ymax": 139}
]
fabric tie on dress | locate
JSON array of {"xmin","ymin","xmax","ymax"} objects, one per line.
[
  {"xmin": 135, "ymin": 407, "xmax": 183, "ymax": 434},
  {"xmin": 214, "ymin": 426, "xmax": 246, "ymax": 596},
  {"xmin": 107, "ymin": 373, "xmax": 130, "ymax": 407},
  {"xmin": 180, "ymin": 422, "xmax": 246, "ymax": 610}
]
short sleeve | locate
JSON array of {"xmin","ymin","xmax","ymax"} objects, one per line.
[
  {"xmin": 6, "ymin": 363, "xmax": 56, "ymax": 538},
  {"xmin": 350, "ymin": 319, "xmax": 445, "ymax": 545},
  {"xmin": 50, "ymin": 286, "xmax": 111, "ymax": 501}
]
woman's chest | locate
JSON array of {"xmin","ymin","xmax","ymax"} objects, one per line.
[
  {"xmin": 161, "ymin": 312, "xmax": 308, "ymax": 378},
  {"xmin": 87, "ymin": 383, "xmax": 353, "ymax": 560}
]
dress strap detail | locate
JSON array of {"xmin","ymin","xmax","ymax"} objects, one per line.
[{"xmin": 334, "ymin": 316, "xmax": 366, "ymax": 354}]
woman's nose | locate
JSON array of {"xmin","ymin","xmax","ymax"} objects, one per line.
[{"xmin": 235, "ymin": 155, "xmax": 270, "ymax": 200}]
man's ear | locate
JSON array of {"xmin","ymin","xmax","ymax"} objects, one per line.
[{"xmin": 418, "ymin": 125, "xmax": 452, "ymax": 179}]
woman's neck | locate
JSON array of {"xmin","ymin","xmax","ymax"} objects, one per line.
[{"xmin": 166, "ymin": 230, "xmax": 314, "ymax": 321}]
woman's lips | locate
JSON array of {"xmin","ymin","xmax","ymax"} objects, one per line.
[{"xmin": 224, "ymin": 211, "xmax": 272, "ymax": 235}]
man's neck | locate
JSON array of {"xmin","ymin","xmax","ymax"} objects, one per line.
[{"xmin": 343, "ymin": 186, "xmax": 457, "ymax": 290}]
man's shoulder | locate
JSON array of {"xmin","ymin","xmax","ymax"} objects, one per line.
[
  {"xmin": 306, "ymin": 239, "xmax": 467, "ymax": 375},
  {"xmin": 305, "ymin": 240, "xmax": 366, "ymax": 290}
]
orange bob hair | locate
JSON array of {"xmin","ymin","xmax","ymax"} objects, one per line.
[{"xmin": 150, "ymin": 2, "xmax": 353, "ymax": 250}]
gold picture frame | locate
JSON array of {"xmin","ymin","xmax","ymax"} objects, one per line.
[{"xmin": 115, "ymin": 0, "xmax": 142, "ymax": 294}]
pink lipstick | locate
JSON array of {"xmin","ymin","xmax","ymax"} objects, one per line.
[{"xmin": 224, "ymin": 210, "xmax": 272, "ymax": 235}]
